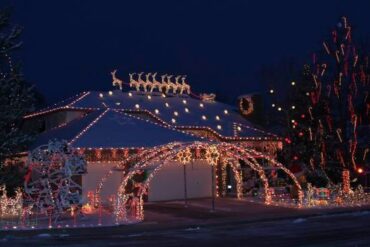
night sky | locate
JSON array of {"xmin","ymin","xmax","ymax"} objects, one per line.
[{"xmin": 3, "ymin": 0, "xmax": 370, "ymax": 105}]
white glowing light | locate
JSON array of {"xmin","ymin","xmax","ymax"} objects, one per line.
[
  {"xmin": 237, "ymin": 126, "xmax": 242, "ymax": 131},
  {"xmin": 109, "ymin": 91, "xmax": 113, "ymax": 96},
  {"xmin": 270, "ymin": 89, "xmax": 274, "ymax": 94},
  {"xmin": 128, "ymin": 92, "xmax": 133, "ymax": 97},
  {"xmin": 99, "ymin": 93, "xmax": 103, "ymax": 98},
  {"xmin": 147, "ymin": 95, "xmax": 152, "ymax": 100},
  {"xmin": 224, "ymin": 109, "xmax": 229, "ymax": 114},
  {"xmin": 174, "ymin": 111, "xmax": 179, "ymax": 116},
  {"xmin": 155, "ymin": 109, "xmax": 159, "ymax": 114},
  {"xmin": 135, "ymin": 104, "xmax": 140, "ymax": 109},
  {"xmin": 162, "ymin": 93, "xmax": 166, "ymax": 98},
  {"xmin": 199, "ymin": 103, "xmax": 204, "ymax": 108},
  {"xmin": 165, "ymin": 103, "xmax": 170, "ymax": 107},
  {"xmin": 182, "ymin": 99, "xmax": 187, "ymax": 104},
  {"xmin": 291, "ymin": 81, "xmax": 296, "ymax": 86},
  {"xmin": 115, "ymin": 102, "xmax": 121, "ymax": 106},
  {"xmin": 291, "ymin": 105, "xmax": 296, "ymax": 109},
  {"xmin": 215, "ymin": 115, "xmax": 220, "ymax": 121},
  {"xmin": 277, "ymin": 107, "xmax": 282, "ymax": 111},
  {"xmin": 202, "ymin": 115, "xmax": 207, "ymax": 120},
  {"xmin": 217, "ymin": 125, "xmax": 222, "ymax": 130},
  {"xmin": 185, "ymin": 108, "xmax": 189, "ymax": 113},
  {"xmin": 171, "ymin": 118, "xmax": 176, "ymax": 123}
]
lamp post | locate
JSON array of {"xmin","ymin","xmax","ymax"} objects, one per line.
[
  {"xmin": 211, "ymin": 164, "xmax": 215, "ymax": 212},
  {"xmin": 183, "ymin": 163, "xmax": 188, "ymax": 207}
]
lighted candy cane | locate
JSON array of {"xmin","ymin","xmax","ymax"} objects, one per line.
[
  {"xmin": 335, "ymin": 50, "xmax": 340, "ymax": 63},
  {"xmin": 321, "ymin": 64, "xmax": 327, "ymax": 76},
  {"xmin": 339, "ymin": 72, "xmax": 343, "ymax": 85},
  {"xmin": 308, "ymin": 127, "xmax": 313, "ymax": 141},
  {"xmin": 353, "ymin": 55, "xmax": 359, "ymax": 67},
  {"xmin": 312, "ymin": 74, "xmax": 318, "ymax": 88},
  {"xmin": 340, "ymin": 44, "xmax": 345, "ymax": 55},
  {"xmin": 332, "ymin": 30, "xmax": 337, "ymax": 43},
  {"xmin": 336, "ymin": 128, "xmax": 343, "ymax": 143},
  {"xmin": 342, "ymin": 16, "xmax": 348, "ymax": 29},
  {"xmin": 363, "ymin": 148, "xmax": 369, "ymax": 161},
  {"xmin": 326, "ymin": 85, "xmax": 331, "ymax": 97},
  {"xmin": 309, "ymin": 158, "xmax": 315, "ymax": 169},
  {"xmin": 308, "ymin": 106, "xmax": 313, "ymax": 120},
  {"xmin": 323, "ymin": 42, "xmax": 330, "ymax": 55},
  {"xmin": 345, "ymin": 26, "xmax": 351, "ymax": 40},
  {"xmin": 337, "ymin": 150, "xmax": 345, "ymax": 167}
]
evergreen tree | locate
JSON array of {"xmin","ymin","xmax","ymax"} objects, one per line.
[
  {"xmin": 0, "ymin": 8, "xmax": 36, "ymax": 193},
  {"xmin": 268, "ymin": 17, "xmax": 370, "ymax": 186}
]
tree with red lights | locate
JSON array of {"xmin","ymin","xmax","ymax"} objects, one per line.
[{"xmin": 269, "ymin": 17, "xmax": 370, "ymax": 187}]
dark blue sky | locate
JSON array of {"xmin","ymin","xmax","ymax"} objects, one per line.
[{"xmin": 3, "ymin": 0, "xmax": 370, "ymax": 104}]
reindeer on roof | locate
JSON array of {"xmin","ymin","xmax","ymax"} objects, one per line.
[
  {"xmin": 160, "ymin": 74, "xmax": 169, "ymax": 93},
  {"xmin": 129, "ymin": 73, "xmax": 140, "ymax": 91},
  {"xmin": 180, "ymin": 75, "xmax": 191, "ymax": 94},
  {"xmin": 111, "ymin": 69, "xmax": 123, "ymax": 90},
  {"xmin": 137, "ymin": 72, "xmax": 145, "ymax": 91},
  {"xmin": 143, "ymin": 73, "xmax": 152, "ymax": 92},
  {"xmin": 150, "ymin": 72, "xmax": 161, "ymax": 93}
]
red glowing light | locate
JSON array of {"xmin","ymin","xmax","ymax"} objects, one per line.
[{"xmin": 357, "ymin": 168, "xmax": 364, "ymax": 174}]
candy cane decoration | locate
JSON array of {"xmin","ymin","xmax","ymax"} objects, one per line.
[
  {"xmin": 321, "ymin": 64, "xmax": 327, "ymax": 76},
  {"xmin": 335, "ymin": 50, "xmax": 340, "ymax": 63},
  {"xmin": 308, "ymin": 127, "xmax": 312, "ymax": 141},
  {"xmin": 323, "ymin": 42, "xmax": 330, "ymax": 55},
  {"xmin": 326, "ymin": 85, "xmax": 331, "ymax": 97},
  {"xmin": 345, "ymin": 26, "xmax": 351, "ymax": 40},
  {"xmin": 340, "ymin": 44, "xmax": 345, "ymax": 55},
  {"xmin": 308, "ymin": 106, "xmax": 314, "ymax": 120},
  {"xmin": 342, "ymin": 16, "xmax": 348, "ymax": 29},
  {"xmin": 364, "ymin": 148, "xmax": 369, "ymax": 161},
  {"xmin": 313, "ymin": 74, "xmax": 318, "ymax": 88},
  {"xmin": 336, "ymin": 128, "xmax": 343, "ymax": 143},
  {"xmin": 353, "ymin": 55, "xmax": 359, "ymax": 67}
]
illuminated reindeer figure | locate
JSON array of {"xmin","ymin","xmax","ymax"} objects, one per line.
[
  {"xmin": 111, "ymin": 69, "xmax": 123, "ymax": 90},
  {"xmin": 180, "ymin": 75, "xmax": 191, "ymax": 94},
  {"xmin": 143, "ymin": 73, "xmax": 152, "ymax": 92},
  {"xmin": 150, "ymin": 72, "xmax": 161, "ymax": 93},
  {"xmin": 173, "ymin": 75, "xmax": 182, "ymax": 94},
  {"xmin": 166, "ymin": 75, "xmax": 176, "ymax": 94},
  {"xmin": 160, "ymin": 74, "xmax": 169, "ymax": 93},
  {"xmin": 129, "ymin": 73, "xmax": 140, "ymax": 91},
  {"xmin": 137, "ymin": 72, "xmax": 145, "ymax": 91}
]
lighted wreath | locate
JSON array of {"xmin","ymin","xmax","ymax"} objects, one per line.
[
  {"xmin": 176, "ymin": 148, "xmax": 192, "ymax": 164},
  {"xmin": 205, "ymin": 145, "xmax": 220, "ymax": 166}
]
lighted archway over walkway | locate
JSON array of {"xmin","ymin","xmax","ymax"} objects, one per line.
[{"xmin": 113, "ymin": 142, "xmax": 304, "ymax": 223}]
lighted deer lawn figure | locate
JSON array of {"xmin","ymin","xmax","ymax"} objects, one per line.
[
  {"xmin": 180, "ymin": 76, "xmax": 191, "ymax": 94},
  {"xmin": 160, "ymin": 74, "xmax": 169, "ymax": 93},
  {"xmin": 143, "ymin": 73, "xmax": 152, "ymax": 92},
  {"xmin": 150, "ymin": 72, "xmax": 161, "ymax": 92},
  {"xmin": 137, "ymin": 72, "xmax": 146, "ymax": 91},
  {"xmin": 166, "ymin": 75, "xmax": 176, "ymax": 94}
]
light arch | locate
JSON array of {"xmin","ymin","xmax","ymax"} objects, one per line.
[{"xmin": 113, "ymin": 141, "xmax": 303, "ymax": 223}]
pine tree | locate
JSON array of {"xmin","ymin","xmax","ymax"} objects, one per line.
[
  {"xmin": 269, "ymin": 17, "xmax": 370, "ymax": 187},
  {"xmin": 0, "ymin": 8, "xmax": 36, "ymax": 193}
]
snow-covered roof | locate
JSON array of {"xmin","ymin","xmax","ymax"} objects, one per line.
[
  {"xmin": 28, "ymin": 90, "xmax": 279, "ymax": 149},
  {"xmin": 32, "ymin": 109, "xmax": 199, "ymax": 149}
]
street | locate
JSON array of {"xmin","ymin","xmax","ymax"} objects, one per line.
[{"xmin": 1, "ymin": 198, "xmax": 370, "ymax": 246}]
